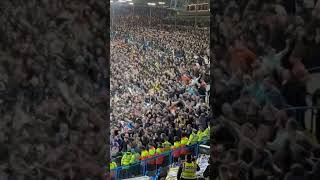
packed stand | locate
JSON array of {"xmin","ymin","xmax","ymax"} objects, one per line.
[
  {"xmin": 211, "ymin": 0, "xmax": 320, "ymax": 180},
  {"xmin": 110, "ymin": 12, "xmax": 210, "ymax": 178},
  {"xmin": 0, "ymin": 0, "xmax": 107, "ymax": 179}
]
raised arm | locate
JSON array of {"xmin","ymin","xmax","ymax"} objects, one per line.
[{"xmin": 276, "ymin": 39, "xmax": 291, "ymax": 58}]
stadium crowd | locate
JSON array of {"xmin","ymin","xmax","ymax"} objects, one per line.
[
  {"xmin": 110, "ymin": 14, "xmax": 211, "ymax": 178},
  {"xmin": 0, "ymin": 0, "xmax": 107, "ymax": 179},
  {"xmin": 211, "ymin": 0, "xmax": 320, "ymax": 180}
]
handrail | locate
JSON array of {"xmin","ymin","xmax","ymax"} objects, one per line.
[
  {"xmin": 308, "ymin": 66, "xmax": 320, "ymax": 73},
  {"xmin": 281, "ymin": 106, "xmax": 320, "ymax": 111},
  {"xmin": 280, "ymin": 105, "xmax": 320, "ymax": 135}
]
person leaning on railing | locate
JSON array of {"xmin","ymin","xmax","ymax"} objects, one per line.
[
  {"xmin": 110, "ymin": 161, "xmax": 117, "ymax": 170},
  {"xmin": 130, "ymin": 151, "xmax": 140, "ymax": 164},
  {"xmin": 162, "ymin": 138, "xmax": 172, "ymax": 166},
  {"xmin": 171, "ymin": 136, "xmax": 182, "ymax": 163},
  {"xmin": 180, "ymin": 134, "xmax": 190, "ymax": 160},
  {"xmin": 140, "ymin": 146, "xmax": 149, "ymax": 161},
  {"xmin": 147, "ymin": 145, "xmax": 157, "ymax": 172},
  {"xmin": 109, "ymin": 161, "xmax": 117, "ymax": 179},
  {"xmin": 148, "ymin": 145, "xmax": 156, "ymax": 158},
  {"xmin": 120, "ymin": 149, "xmax": 141, "ymax": 178},
  {"xmin": 188, "ymin": 129, "xmax": 199, "ymax": 145},
  {"xmin": 198, "ymin": 126, "xmax": 210, "ymax": 142},
  {"xmin": 121, "ymin": 152, "xmax": 132, "ymax": 166},
  {"xmin": 197, "ymin": 129, "xmax": 204, "ymax": 142},
  {"xmin": 156, "ymin": 144, "xmax": 165, "ymax": 167},
  {"xmin": 162, "ymin": 138, "xmax": 173, "ymax": 152},
  {"xmin": 121, "ymin": 151, "xmax": 133, "ymax": 178},
  {"xmin": 129, "ymin": 150, "xmax": 141, "ymax": 177}
]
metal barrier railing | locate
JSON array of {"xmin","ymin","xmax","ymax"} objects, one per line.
[
  {"xmin": 281, "ymin": 106, "xmax": 320, "ymax": 133},
  {"xmin": 307, "ymin": 66, "xmax": 320, "ymax": 73},
  {"xmin": 108, "ymin": 140, "xmax": 208, "ymax": 180}
]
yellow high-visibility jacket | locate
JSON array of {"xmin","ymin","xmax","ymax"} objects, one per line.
[{"xmin": 187, "ymin": 132, "xmax": 198, "ymax": 145}]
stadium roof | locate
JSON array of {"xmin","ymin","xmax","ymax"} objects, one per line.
[{"xmin": 111, "ymin": 0, "xmax": 209, "ymax": 7}]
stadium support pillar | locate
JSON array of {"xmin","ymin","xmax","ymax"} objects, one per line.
[
  {"xmin": 111, "ymin": 6, "xmax": 114, "ymax": 26},
  {"xmin": 149, "ymin": 7, "xmax": 151, "ymax": 27},
  {"xmin": 175, "ymin": 12, "xmax": 177, "ymax": 30},
  {"xmin": 195, "ymin": 0, "xmax": 198, "ymax": 28},
  {"xmin": 160, "ymin": 8, "xmax": 162, "ymax": 29}
]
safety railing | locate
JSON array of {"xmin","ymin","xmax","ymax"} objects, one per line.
[
  {"xmin": 307, "ymin": 66, "xmax": 320, "ymax": 73},
  {"xmin": 108, "ymin": 140, "xmax": 208, "ymax": 180},
  {"xmin": 281, "ymin": 106, "xmax": 320, "ymax": 133}
]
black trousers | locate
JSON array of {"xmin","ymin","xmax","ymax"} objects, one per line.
[
  {"xmin": 296, "ymin": 109, "xmax": 306, "ymax": 129},
  {"xmin": 316, "ymin": 113, "xmax": 320, "ymax": 142}
]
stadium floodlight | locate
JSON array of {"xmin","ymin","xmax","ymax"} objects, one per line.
[
  {"xmin": 119, "ymin": 0, "xmax": 126, "ymax": 3},
  {"xmin": 147, "ymin": 2, "xmax": 156, "ymax": 6},
  {"xmin": 129, "ymin": 2, "xmax": 134, "ymax": 5},
  {"xmin": 126, "ymin": 0, "xmax": 132, "ymax": 2},
  {"xmin": 158, "ymin": 2, "xmax": 165, "ymax": 5},
  {"xmin": 110, "ymin": 0, "xmax": 113, "ymax": 2}
]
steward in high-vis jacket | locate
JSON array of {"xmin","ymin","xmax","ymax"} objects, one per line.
[
  {"xmin": 109, "ymin": 161, "xmax": 117, "ymax": 179},
  {"xmin": 202, "ymin": 126, "xmax": 210, "ymax": 141},
  {"xmin": 177, "ymin": 154, "xmax": 200, "ymax": 180},
  {"xmin": 180, "ymin": 135, "xmax": 189, "ymax": 159},
  {"xmin": 140, "ymin": 147, "xmax": 149, "ymax": 161},
  {"xmin": 187, "ymin": 130, "xmax": 198, "ymax": 145},
  {"xmin": 162, "ymin": 140, "xmax": 172, "ymax": 152},
  {"xmin": 130, "ymin": 150, "xmax": 140, "ymax": 176},
  {"xmin": 197, "ymin": 130, "xmax": 204, "ymax": 142},
  {"xmin": 181, "ymin": 136, "xmax": 189, "ymax": 146},
  {"xmin": 171, "ymin": 137, "xmax": 181, "ymax": 162},
  {"xmin": 147, "ymin": 145, "xmax": 156, "ymax": 169},
  {"xmin": 121, "ymin": 152, "xmax": 132, "ymax": 166},
  {"xmin": 155, "ymin": 145, "xmax": 164, "ymax": 166},
  {"xmin": 110, "ymin": 161, "xmax": 117, "ymax": 170},
  {"xmin": 121, "ymin": 151, "xmax": 133, "ymax": 178},
  {"xmin": 130, "ymin": 152, "xmax": 140, "ymax": 164},
  {"xmin": 162, "ymin": 139, "xmax": 172, "ymax": 166}
]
